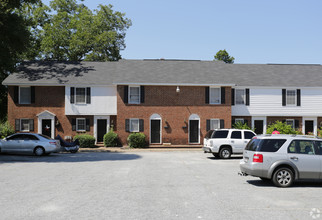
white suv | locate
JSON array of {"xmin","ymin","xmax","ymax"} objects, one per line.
[
  {"xmin": 203, "ymin": 129, "xmax": 256, "ymax": 159},
  {"xmin": 240, "ymin": 134, "xmax": 322, "ymax": 187}
]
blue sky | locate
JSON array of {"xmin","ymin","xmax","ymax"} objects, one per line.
[{"xmin": 42, "ymin": 0, "xmax": 322, "ymax": 64}]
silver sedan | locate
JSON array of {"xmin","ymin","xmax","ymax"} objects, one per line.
[{"xmin": 0, "ymin": 133, "xmax": 61, "ymax": 156}]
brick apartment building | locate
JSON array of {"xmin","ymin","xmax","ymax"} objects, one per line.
[{"xmin": 3, "ymin": 60, "xmax": 322, "ymax": 146}]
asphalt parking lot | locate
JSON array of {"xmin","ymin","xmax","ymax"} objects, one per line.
[{"xmin": 0, "ymin": 151, "xmax": 321, "ymax": 220}]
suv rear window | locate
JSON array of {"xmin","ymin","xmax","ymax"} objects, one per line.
[
  {"xmin": 245, "ymin": 138, "xmax": 286, "ymax": 152},
  {"xmin": 212, "ymin": 130, "xmax": 229, "ymax": 138}
]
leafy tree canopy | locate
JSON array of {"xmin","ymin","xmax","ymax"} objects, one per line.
[
  {"xmin": 214, "ymin": 49, "xmax": 235, "ymax": 64},
  {"xmin": 22, "ymin": 0, "xmax": 132, "ymax": 61}
]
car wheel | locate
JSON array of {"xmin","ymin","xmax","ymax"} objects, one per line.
[
  {"xmin": 34, "ymin": 147, "xmax": 45, "ymax": 156},
  {"xmin": 212, "ymin": 153, "xmax": 219, "ymax": 158},
  {"xmin": 272, "ymin": 167, "xmax": 294, "ymax": 187},
  {"xmin": 219, "ymin": 147, "xmax": 231, "ymax": 159}
]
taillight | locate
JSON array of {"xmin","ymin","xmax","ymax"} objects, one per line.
[
  {"xmin": 49, "ymin": 141, "xmax": 56, "ymax": 145},
  {"xmin": 253, "ymin": 153, "xmax": 263, "ymax": 163}
]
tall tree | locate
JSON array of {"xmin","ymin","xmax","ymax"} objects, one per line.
[
  {"xmin": 214, "ymin": 49, "xmax": 235, "ymax": 64},
  {"xmin": 24, "ymin": 0, "xmax": 132, "ymax": 61},
  {"xmin": 0, "ymin": 0, "xmax": 39, "ymax": 120}
]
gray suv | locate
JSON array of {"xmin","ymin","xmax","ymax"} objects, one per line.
[{"xmin": 240, "ymin": 134, "xmax": 322, "ymax": 187}]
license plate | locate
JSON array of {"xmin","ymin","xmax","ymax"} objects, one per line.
[{"xmin": 244, "ymin": 157, "xmax": 249, "ymax": 163}]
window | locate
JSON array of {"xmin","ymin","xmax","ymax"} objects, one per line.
[
  {"xmin": 210, "ymin": 88, "xmax": 221, "ymax": 104},
  {"xmin": 231, "ymin": 131, "xmax": 242, "ymax": 139},
  {"xmin": 210, "ymin": 119, "xmax": 220, "ymax": 130},
  {"xmin": 212, "ymin": 130, "xmax": 229, "ymax": 138},
  {"xmin": 76, "ymin": 118, "xmax": 86, "ymax": 131},
  {"xmin": 315, "ymin": 141, "xmax": 322, "ymax": 155},
  {"xmin": 19, "ymin": 87, "xmax": 31, "ymax": 104},
  {"xmin": 7, "ymin": 134, "xmax": 25, "ymax": 141},
  {"xmin": 235, "ymin": 89, "xmax": 245, "ymax": 105},
  {"xmin": 130, "ymin": 119, "xmax": 139, "ymax": 132},
  {"xmin": 21, "ymin": 119, "xmax": 30, "ymax": 131},
  {"xmin": 286, "ymin": 89, "xmax": 296, "ymax": 106},
  {"xmin": 76, "ymin": 88, "xmax": 86, "ymax": 104},
  {"xmin": 288, "ymin": 140, "xmax": 315, "ymax": 154},
  {"xmin": 129, "ymin": 86, "xmax": 140, "ymax": 104},
  {"xmin": 258, "ymin": 139, "xmax": 287, "ymax": 152},
  {"xmin": 15, "ymin": 119, "xmax": 34, "ymax": 132},
  {"xmin": 235, "ymin": 118, "xmax": 244, "ymax": 124},
  {"xmin": 244, "ymin": 131, "xmax": 255, "ymax": 139},
  {"xmin": 285, "ymin": 119, "xmax": 295, "ymax": 129}
]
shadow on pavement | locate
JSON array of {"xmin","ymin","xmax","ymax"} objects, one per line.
[
  {"xmin": 0, "ymin": 152, "xmax": 142, "ymax": 164},
  {"xmin": 247, "ymin": 179, "xmax": 322, "ymax": 188},
  {"xmin": 207, "ymin": 156, "xmax": 243, "ymax": 160}
]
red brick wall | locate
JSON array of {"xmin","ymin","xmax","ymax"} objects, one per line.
[
  {"xmin": 7, "ymin": 86, "xmax": 93, "ymax": 138},
  {"xmin": 117, "ymin": 86, "xmax": 232, "ymax": 146}
]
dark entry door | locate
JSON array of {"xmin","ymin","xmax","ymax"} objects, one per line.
[
  {"xmin": 305, "ymin": 120, "xmax": 314, "ymax": 134},
  {"xmin": 42, "ymin": 119, "xmax": 52, "ymax": 137},
  {"xmin": 254, "ymin": 120, "xmax": 264, "ymax": 134},
  {"xmin": 97, "ymin": 119, "xmax": 107, "ymax": 142},
  {"xmin": 189, "ymin": 120, "xmax": 199, "ymax": 143},
  {"xmin": 151, "ymin": 120, "xmax": 161, "ymax": 144}
]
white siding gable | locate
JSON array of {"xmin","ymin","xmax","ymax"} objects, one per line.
[
  {"xmin": 232, "ymin": 87, "xmax": 322, "ymax": 116},
  {"xmin": 65, "ymin": 86, "xmax": 117, "ymax": 115}
]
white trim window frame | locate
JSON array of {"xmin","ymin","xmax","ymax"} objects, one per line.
[
  {"xmin": 20, "ymin": 119, "xmax": 30, "ymax": 132},
  {"xmin": 19, "ymin": 86, "xmax": 31, "ymax": 104},
  {"xmin": 209, "ymin": 87, "xmax": 221, "ymax": 104},
  {"xmin": 76, "ymin": 118, "xmax": 86, "ymax": 131},
  {"xmin": 130, "ymin": 118, "xmax": 140, "ymax": 132},
  {"xmin": 286, "ymin": 119, "xmax": 295, "ymax": 129},
  {"xmin": 128, "ymin": 86, "xmax": 140, "ymax": 104},
  {"xmin": 235, "ymin": 118, "xmax": 245, "ymax": 124},
  {"xmin": 235, "ymin": 89, "xmax": 245, "ymax": 105},
  {"xmin": 210, "ymin": 119, "xmax": 220, "ymax": 130},
  {"xmin": 75, "ymin": 87, "xmax": 86, "ymax": 104},
  {"xmin": 286, "ymin": 89, "xmax": 296, "ymax": 106}
]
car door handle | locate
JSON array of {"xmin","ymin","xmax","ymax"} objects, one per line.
[
  {"xmin": 290, "ymin": 157, "xmax": 298, "ymax": 161},
  {"xmin": 244, "ymin": 141, "xmax": 248, "ymax": 143},
  {"xmin": 231, "ymin": 141, "xmax": 234, "ymax": 143}
]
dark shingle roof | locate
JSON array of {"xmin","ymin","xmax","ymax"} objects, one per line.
[{"xmin": 3, "ymin": 60, "xmax": 322, "ymax": 87}]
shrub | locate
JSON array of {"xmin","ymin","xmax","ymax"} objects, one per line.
[
  {"xmin": 73, "ymin": 134, "xmax": 96, "ymax": 148},
  {"xmin": 0, "ymin": 121, "xmax": 14, "ymax": 138},
  {"xmin": 232, "ymin": 121, "xmax": 252, "ymax": 130},
  {"xmin": 103, "ymin": 129, "xmax": 118, "ymax": 147},
  {"xmin": 266, "ymin": 121, "xmax": 300, "ymax": 134},
  {"xmin": 127, "ymin": 133, "xmax": 146, "ymax": 148}
]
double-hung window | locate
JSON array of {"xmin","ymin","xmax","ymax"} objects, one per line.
[
  {"xmin": 130, "ymin": 119, "xmax": 140, "ymax": 132},
  {"xmin": 286, "ymin": 89, "xmax": 296, "ymax": 106},
  {"xmin": 235, "ymin": 118, "xmax": 244, "ymax": 124},
  {"xmin": 235, "ymin": 89, "xmax": 245, "ymax": 105},
  {"xmin": 76, "ymin": 88, "xmax": 86, "ymax": 104},
  {"xmin": 21, "ymin": 119, "xmax": 31, "ymax": 131},
  {"xmin": 285, "ymin": 119, "xmax": 295, "ymax": 129},
  {"xmin": 210, "ymin": 87, "xmax": 221, "ymax": 104},
  {"xmin": 210, "ymin": 119, "xmax": 220, "ymax": 130},
  {"xmin": 19, "ymin": 87, "xmax": 31, "ymax": 104},
  {"xmin": 76, "ymin": 118, "xmax": 86, "ymax": 131},
  {"xmin": 129, "ymin": 86, "xmax": 140, "ymax": 104}
]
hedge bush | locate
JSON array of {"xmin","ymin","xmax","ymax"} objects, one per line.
[
  {"xmin": 266, "ymin": 121, "xmax": 300, "ymax": 135},
  {"xmin": 103, "ymin": 129, "xmax": 118, "ymax": 147},
  {"xmin": 73, "ymin": 134, "xmax": 96, "ymax": 148},
  {"xmin": 232, "ymin": 121, "xmax": 252, "ymax": 130},
  {"xmin": 127, "ymin": 133, "xmax": 146, "ymax": 148},
  {"xmin": 0, "ymin": 121, "xmax": 14, "ymax": 139}
]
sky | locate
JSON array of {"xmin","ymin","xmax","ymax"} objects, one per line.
[{"xmin": 42, "ymin": 0, "xmax": 322, "ymax": 64}]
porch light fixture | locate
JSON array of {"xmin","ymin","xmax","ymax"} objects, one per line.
[{"xmin": 176, "ymin": 86, "xmax": 180, "ymax": 93}]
